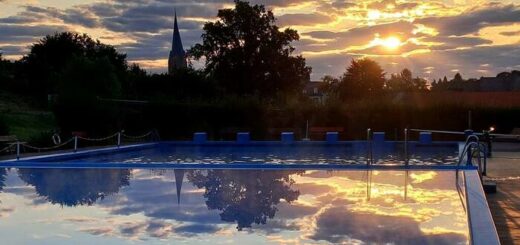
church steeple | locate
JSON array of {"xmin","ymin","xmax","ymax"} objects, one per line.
[
  {"xmin": 168, "ymin": 9, "xmax": 187, "ymax": 74},
  {"xmin": 174, "ymin": 169, "xmax": 185, "ymax": 205}
]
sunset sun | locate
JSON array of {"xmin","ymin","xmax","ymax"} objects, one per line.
[
  {"xmin": 369, "ymin": 36, "xmax": 402, "ymax": 51},
  {"xmin": 380, "ymin": 36, "xmax": 401, "ymax": 50}
]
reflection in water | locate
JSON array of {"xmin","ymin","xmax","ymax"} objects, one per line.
[
  {"xmin": 187, "ymin": 170, "xmax": 303, "ymax": 230},
  {"xmin": 0, "ymin": 169, "xmax": 471, "ymax": 244},
  {"xmin": 18, "ymin": 168, "xmax": 131, "ymax": 206},
  {"xmin": 175, "ymin": 169, "xmax": 184, "ymax": 204},
  {"xmin": 0, "ymin": 168, "xmax": 6, "ymax": 192}
]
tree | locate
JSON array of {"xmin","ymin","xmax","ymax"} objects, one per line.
[
  {"xmin": 18, "ymin": 168, "xmax": 131, "ymax": 206},
  {"xmin": 412, "ymin": 77, "xmax": 428, "ymax": 91},
  {"xmin": 386, "ymin": 68, "xmax": 412, "ymax": 91},
  {"xmin": 189, "ymin": 0, "xmax": 311, "ymax": 98},
  {"xmin": 187, "ymin": 169, "xmax": 302, "ymax": 230},
  {"xmin": 319, "ymin": 75, "xmax": 340, "ymax": 97},
  {"xmin": 453, "ymin": 73, "xmax": 464, "ymax": 83},
  {"xmin": 53, "ymin": 56, "xmax": 122, "ymax": 134},
  {"xmin": 338, "ymin": 58, "xmax": 385, "ymax": 99},
  {"xmin": 21, "ymin": 32, "xmax": 127, "ymax": 100},
  {"xmin": 0, "ymin": 53, "xmax": 15, "ymax": 91}
]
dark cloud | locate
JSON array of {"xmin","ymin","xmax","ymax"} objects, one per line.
[
  {"xmin": 500, "ymin": 30, "xmax": 520, "ymax": 36},
  {"xmin": 175, "ymin": 224, "xmax": 221, "ymax": 235},
  {"xmin": 417, "ymin": 4, "xmax": 520, "ymax": 36},
  {"xmin": 309, "ymin": 207, "xmax": 467, "ymax": 244},
  {"xmin": 0, "ymin": 24, "xmax": 68, "ymax": 41},
  {"xmin": 426, "ymin": 36, "xmax": 493, "ymax": 50}
]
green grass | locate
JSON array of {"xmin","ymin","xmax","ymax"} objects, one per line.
[{"xmin": 0, "ymin": 92, "xmax": 56, "ymax": 141}]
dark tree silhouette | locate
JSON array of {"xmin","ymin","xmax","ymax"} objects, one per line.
[
  {"xmin": 53, "ymin": 55, "xmax": 122, "ymax": 134},
  {"xmin": 338, "ymin": 58, "xmax": 386, "ymax": 99},
  {"xmin": 187, "ymin": 169, "xmax": 302, "ymax": 230},
  {"xmin": 386, "ymin": 68, "xmax": 413, "ymax": 91},
  {"xmin": 20, "ymin": 32, "xmax": 127, "ymax": 101},
  {"xmin": 189, "ymin": 0, "xmax": 311, "ymax": 98},
  {"xmin": 453, "ymin": 73, "xmax": 464, "ymax": 83},
  {"xmin": 18, "ymin": 168, "xmax": 131, "ymax": 206}
]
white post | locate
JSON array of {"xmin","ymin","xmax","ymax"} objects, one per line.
[
  {"xmin": 117, "ymin": 132, "xmax": 121, "ymax": 148},
  {"xmin": 16, "ymin": 141, "xmax": 20, "ymax": 160},
  {"xmin": 74, "ymin": 136, "xmax": 78, "ymax": 152}
]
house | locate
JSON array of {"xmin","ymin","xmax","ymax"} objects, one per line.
[{"xmin": 303, "ymin": 81, "xmax": 327, "ymax": 103}]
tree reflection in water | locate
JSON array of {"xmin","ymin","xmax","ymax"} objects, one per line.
[
  {"xmin": 18, "ymin": 168, "xmax": 131, "ymax": 206},
  {"xmin": 187, "ymin": 170, "xmax": 302, "ymax": 230},
  {"xmin": 0, "ymin": 168, "xmax": 6, "ymax": 192}
]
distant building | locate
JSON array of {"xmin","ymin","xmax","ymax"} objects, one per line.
[
  {"xmin": 303, "ymin": 81, "xmax": 327, "ymax": 103},
  {"xmin": 432, "ymin": 71, "xmax": 520, "ymax": 92},
  {"xmin": 168, "ymin": 10, "xmax": 187, "ymax": 74},
  {"xmin": 477, "ymin": 72, "xmax": 520, "ymax": 91}
]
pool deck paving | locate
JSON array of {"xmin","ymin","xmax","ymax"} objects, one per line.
[{"xmin": 486, "ymin": 143, "xmax": 520, "ymax": 245}]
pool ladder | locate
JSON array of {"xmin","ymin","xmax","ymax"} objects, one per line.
[{"xmin": 457, "ymin": 135, "xmax": 488, "ymax": 177}]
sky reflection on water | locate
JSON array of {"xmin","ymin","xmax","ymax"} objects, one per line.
[{"xmin": 0, "ymin": 168, "xmax": 468, "ymax": 244}]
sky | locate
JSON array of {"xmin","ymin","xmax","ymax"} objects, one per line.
[{"xmin": 1, "ymin": 0, "xmax": 520, "ymax": 81}]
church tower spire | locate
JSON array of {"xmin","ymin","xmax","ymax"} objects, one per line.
[{"xmin": 168, "ymin": 9, "xmax": 187, "ymax": 74}]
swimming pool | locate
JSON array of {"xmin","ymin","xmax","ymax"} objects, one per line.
[
  {"xmin": 0, "ymin": 168, "xmax": 478, "ymax": 244},
  {"xmin": 0, "ymin": 140, "xmax": 499, "ymax": 244},
  {"xmin": 4, "ymin": 141, "xmax": 460, "ymax": 168}
]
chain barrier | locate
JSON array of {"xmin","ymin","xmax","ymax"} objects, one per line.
[
  {"xmin": 0, "ymin": 144, "xmax": 13, "ymax": 154},
  {"xmin": 77, "ymin": 133, "xmax": 119, "ymax": 142},
  {"xmin": 5, "ymin": 130, "xmax": 157, "ymax": 160},
  {"xmin": 121, "ymin": 132, "xmax": 152, "ymax": 140},
  {"xmin": 22, "ymin": 138, "xmax": 75, "ymax": 151}
]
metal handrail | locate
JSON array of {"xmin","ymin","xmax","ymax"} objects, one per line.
[
  {"xmin": 457, "ymin": 136, "xmax": 488, "ymax": 177},
  {"xmin": 411, "ymin": 128, "xmax": 520, "ymax": 139}
]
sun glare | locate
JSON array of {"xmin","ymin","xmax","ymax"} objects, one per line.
[
  {"xmin": 370, "ymin": 36, "xmax": 402, "ymax": 50},
  {"xmin": 381, "ymin": 36, "xmax": 401, "ymax": 49}
]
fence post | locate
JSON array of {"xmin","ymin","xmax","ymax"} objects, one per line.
[
  {"xmin": 16, "ymin": 141, "xmax": 20, "ymax": 160},
  {"xmin": 367, "ymin": 128, "xmax": 371, "ymax": 166},
  {"xmin": 74, "ymin": 136, "xmax": 78, "ymax": 153},
  {"xmin": 117, "ymin": 132, "xmax": 121, "ymax": 148},
  {"xmin": 404, "ymin": 128, "xmax": 408, "ymax": 166}
]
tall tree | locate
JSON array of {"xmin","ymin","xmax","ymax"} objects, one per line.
[
  {"xmin": 453, "ymin": 72, "xmax": 464, "ymax": 83},
  {"xmin": 386, "ymin": 68, "xmax": 413, "ymax": 91},
  {"xmin": 21, "ymin": 32, "xmax": 127, "ymax": 100},
  {"xmin": 338, "ymin": 58, "xmax": 385, "ymax": 99},
  {"xmin": 53, "ymin": 56, "xmax": 121, "ymax": 134},
  {"xmin": 189, "ymin": 0, "xmax": 311, "ymax": 98}
]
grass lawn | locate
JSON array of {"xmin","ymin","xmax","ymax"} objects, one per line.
[{"xmin": 0, "ymin": 92, "xmax": 56, "ymax": 141}]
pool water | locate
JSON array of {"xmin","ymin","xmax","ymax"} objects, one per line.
[
  {"xmin": 48, "ymin": 144, "xmax": 460, "ymax": 166},
  {"xmin": 0, "ymin": 168, "xmax": 469, "ymax": 244}
]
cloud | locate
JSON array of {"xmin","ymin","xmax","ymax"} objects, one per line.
[
  {"xmin": 80, "ymin": 227, "xmax": 115, "ymax": 236},
  {"xmin": 417, "ymin": 4, "xmax": 520, "ymax": 36},
  {"xmin": 0, "ymin": 0, "xmax": 520, "ymax": 79},
  {"xmin": 0, "ymin": 207, "xmax": 15, "ymax": 218},
  {"xmin": 277, "ymin": 13, "xmax": 334, "ymax": 27},
  {"xmin": 500, "ymin": 30, "xmax": 520, "ymax": 36},
  {"xmin": 309, "ymin": 207, "xmax": 467, "ymax": 244}
]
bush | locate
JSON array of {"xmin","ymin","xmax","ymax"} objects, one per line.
[{"xmin": 0, "ymin": 116, "xmax": 9, "ymax": 135}]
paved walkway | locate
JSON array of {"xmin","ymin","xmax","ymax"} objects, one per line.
[{"xmin": 486, "ymin": 151, "xmax": 520, "ymax": 245}]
